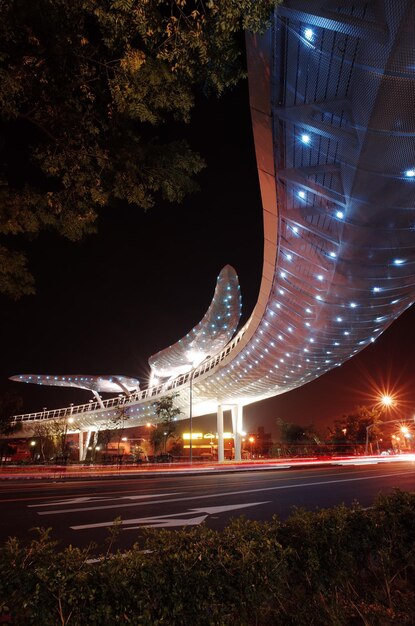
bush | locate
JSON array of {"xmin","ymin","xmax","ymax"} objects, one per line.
[{"xmin": 0, "ymin": 490, "xmax": 414, "ymax": 625}]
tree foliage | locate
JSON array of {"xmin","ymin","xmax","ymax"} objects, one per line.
[
  {"xmin": 0, "ymin": 391, "xmax": 22, "ymax": 435},
  {"xmin": 152, "ymin": 392, "xmax": 182, "ymax": 453},
  {"xmin": 327, "ymin": 405, "xmax": 383, "ymax": 447},
  {"xmin": 1, "ymin": 490, "xmax": 415, "ymax": 625},
  {"xmin": 0, "ymin": 0, "xmax": 278, "ymax": 297},
  {"xmin": 276, "ymin": 417, "xmax": 320, "ymax": 445}
]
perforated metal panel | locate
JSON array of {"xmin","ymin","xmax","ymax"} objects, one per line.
[{"xmin": 11, "ymin": 0, "xmax": 415, "ymax": 429}]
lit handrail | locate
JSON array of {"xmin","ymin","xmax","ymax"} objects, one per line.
[{"xmin": 12, "ymin": 322, "xmax": 250, "ymax": 423}]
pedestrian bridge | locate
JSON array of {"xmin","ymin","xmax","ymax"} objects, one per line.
[{"xmin": 10, "ymin": 1, "xmax": 415, "ymax": 461}]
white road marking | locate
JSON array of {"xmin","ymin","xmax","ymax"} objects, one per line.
[
  {"xmin": 127, "ymin": 515, "xmax": 209, "ymax": 529},
  {"xmin": 28, "ymin": 493, "xmax": 183, "ymax": 508},
  {"xmin": 36, "ymin": 469, "xmax": 414, "ymax": 516},
  {"xmin": 71, "ymin": 502, "xmax": 271, "ymax": 530}
]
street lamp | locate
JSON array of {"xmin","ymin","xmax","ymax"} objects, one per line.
[
  {"xmin": 380, "ymin": 394, "xmax": 393, "ymax": 407},
  {"xmin": 365, "ymin": 394, "xmax": 395, "ymax": 455},
  {"xmin": 399, "ymin": 425, "xmax": 413, "ymax": 450},
  {"xmin": 29, "ymin": 440, "xmax": 36, "ymax": 459}
]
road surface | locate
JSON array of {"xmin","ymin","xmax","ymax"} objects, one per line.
[{"xmin": 0, "ymin": 460, "xmax": 413, "ymax": 553}]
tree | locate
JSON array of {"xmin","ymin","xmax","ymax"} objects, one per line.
[
  {"xmin": 32, "ymin": 421, "xmax": 54, "ymax": 461},
  {"xmin": 0, "ymin": 0, "xmax": 278, "ymax": 297},
  {"xmin": 0, "ymin": 391, "xmax": 22, "ymax": 436},
  {"xmin": 327, "ymin": 406, "xmax": 383, "ymax": 453},
  {"xmin": 0, "ymin": 391, "xmax": 22, "ymax": 461},
  {"xmin": 274, "ymin": 418, "xmax": 321, "ymax": 457},
  {"xmin": 152, "ymin": 393, "xmax": 182, "ymax": 455},
  {"xmin": 97, "ymin": 428, "xmax": 114, "ymax": 453},
  {"xmin": 276, "ymin": 418, "xmax": 320, "ymax": 444},
  {"xmin": 107, "ymin": 405, "xmax": 130, "ymax": 458},
  {"xmin": 49, "ymin": 416, "xmax": 73, "ymax": 457}
]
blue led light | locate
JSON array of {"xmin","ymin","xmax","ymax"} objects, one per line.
[
  {"xmin": 300, "ymin": 133, "xmax": 311, "ymax": 144},
  {"xmin": 304, "ymin": 28, "xmax": 314, "ymax": 41},
  {"xmin": 393, "ymin": 258, "xmax": 405, "ymax": 265},
  {"xmin": 298, "ymin": 190, "xmax": 306, "ymax": 199},
  {"xmin": 404, "ymin": 169, "xmax": 415, "ymax": 178},
  {"xmin": 336, "ymin": 210, "xmax": 344, "ymax": 219}
]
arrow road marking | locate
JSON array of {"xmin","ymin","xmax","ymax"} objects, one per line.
[
  {"xmin": 36, "ymin": 470, "xmax": 413, "ymax": 516},
  {"xmin": 29, "ymin": 493, "xmax": 183, "ymax": 508},
  {"xmin": 70, "ymin": 502, "xmax": 271, "ymax": 531},
  {"xmin": 127, "ymin": 516, "xmax": 209, "ymax": 529}
]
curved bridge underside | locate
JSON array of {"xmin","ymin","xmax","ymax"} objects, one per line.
[
  {"xmin": 12, "ymin": 0, "xmax": 415, "ymax": 434},
  {"xmin": 148, "ymin": 264, "xmax": 242, "ymax": 381}
]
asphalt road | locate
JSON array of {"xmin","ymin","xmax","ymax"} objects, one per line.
[{"xmin": 0, "ymin": 460, "xmax": 413, "ymax": 553}]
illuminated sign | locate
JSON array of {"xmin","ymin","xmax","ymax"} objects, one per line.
[{"xmin": 182, "ymin": 432, "xmax": 234, "ymax": 440}]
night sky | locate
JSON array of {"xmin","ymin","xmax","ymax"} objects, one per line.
[{"xmin": 2, "ymin": 78, "xmax": 415, "ymax": 438}]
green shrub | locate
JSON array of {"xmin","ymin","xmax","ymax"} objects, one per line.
[{"xmin": 0, "ymin": 490, "xmax": 414, "ymax": 625}]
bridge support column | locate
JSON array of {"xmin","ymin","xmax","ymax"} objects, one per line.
[
  {"xmin": 217, "ymin": 405, "xmax": 224, "ymax": 463},
  {"xmin": 78, "ymin": 432, "xmax": 84, "ymax": 462},
  {"xmin": 82, "ymin": 430, "xmax": 94, "ymax": 461},
  {"xmin": 231, "ymin": 404, "xmax": 243, "ymax": 462}
]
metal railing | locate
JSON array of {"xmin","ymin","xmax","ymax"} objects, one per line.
[{"xmin": 12, "ymin": 321, "xmax": 250, "ymax": 424}]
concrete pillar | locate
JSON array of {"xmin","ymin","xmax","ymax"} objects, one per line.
[
  {"xmin": 78, "ymin": 431, "xmax": 84, "ymax": 462},
  {"xmin": 217, "ymin": 404, "xmax": 224, "ymax": 463},
  {"xmin": 231, "ymin": 404, "xmax": 243, "ymax": 462},
  {"xmin": 83, "ymin": 430, "xmax": 93, "ymax": 461}
]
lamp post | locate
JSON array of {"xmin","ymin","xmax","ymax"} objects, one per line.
[
  {"xmin": 399, "ymin": 425, "xmax": 413, "ymax": 450},
  {"xmin": 365, "ymin": 417, "xmax": 412, "ymax": 455},
  {"xmin": 365, "ymin": 423, "xmax": 376, "ymax": 455},
  {"xmin": 189, "ymin": 369, "xmax": 197, "ymax": 464},
  {"xmin": 30, "ymin": 440, "xmax": 36, "ymax": 460},
  {"xmin": 365, "ymin": 394, "xmax": 394, "ymax": 455}
]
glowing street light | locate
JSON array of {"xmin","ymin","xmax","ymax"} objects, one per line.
[
  {"xmin": 365, "ymin": 393, "xmax": 395, "ymax": 454},
  {"xmin": 380, "ymin": 394, "xmax": 393, "ymax": 407}
]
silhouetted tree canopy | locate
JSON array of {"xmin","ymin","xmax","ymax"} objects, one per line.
[
  {"xmin": 0, "ymin": 0, "xmax": 278, "ymax": 297},
  {"xmin": 152, "ymin": 392, "xmax": 182, "ymax": 453},
  {"xmin": 327, "ymin": 405, "xmax": 383, "ymax": 446},
  {"xmin": 275, "ymin": 418, "xmax": 321, "ymax": 444},
  {"xmin": 0, "ymin": 391, "xmax": 22, "ymax": 435}
]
